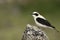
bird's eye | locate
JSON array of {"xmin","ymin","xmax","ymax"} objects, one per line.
[{"xmin": 33, "ymin": 13, "xmax": 38, "ymax": 16}]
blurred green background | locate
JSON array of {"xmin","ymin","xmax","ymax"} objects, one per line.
[{"xmin": 0, "ymin": 0, "xmax": 60, "ymax": 40}]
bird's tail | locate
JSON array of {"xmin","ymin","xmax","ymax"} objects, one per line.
[
  {"xmin": 51, "ymin": 26, "xmax": 59, "ymax": 32},
  {"xmin": 54, "ymin": 28, "xmax": 59, "ymax": 32}
]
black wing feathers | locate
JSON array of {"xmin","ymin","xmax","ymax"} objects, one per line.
[{"xmin": 36, "ymin": 17, "xmax": 55, "ymax": 28}]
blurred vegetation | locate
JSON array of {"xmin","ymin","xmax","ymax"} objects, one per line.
[{"xmin": 0, "ymin": 0, "xmax": 60, "ymax": 40}]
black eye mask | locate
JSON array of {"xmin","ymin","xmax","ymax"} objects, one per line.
[{"xmin": 33, "ymin": 13, "xmax": 38, "ymax": 16}]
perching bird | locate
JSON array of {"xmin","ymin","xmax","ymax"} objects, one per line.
[{"xmin": 32, "ymin": 12, "xmax": 59, "ymax": 32}]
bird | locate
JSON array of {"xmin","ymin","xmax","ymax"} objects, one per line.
[{"xmin": 32, "ymin": 12, "xmax": 59, "ymax": 32}]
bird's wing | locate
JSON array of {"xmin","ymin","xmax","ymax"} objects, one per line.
[{"xmin": 36, "ymin": 17, "xmax": 54, "ymax": 27}]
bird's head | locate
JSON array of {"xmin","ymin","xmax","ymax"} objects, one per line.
[
  {"xmin": 32, "ymin": 12, "xmax": 40, "ymax": 18},
  {"xmin": 32, "ymin": 12, "xmax": 46, "ymax": 19}
]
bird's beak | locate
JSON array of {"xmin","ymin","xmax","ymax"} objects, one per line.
[{"xmin": 32, "ymin": 15, "xmax": 35, "ymax": 17}]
